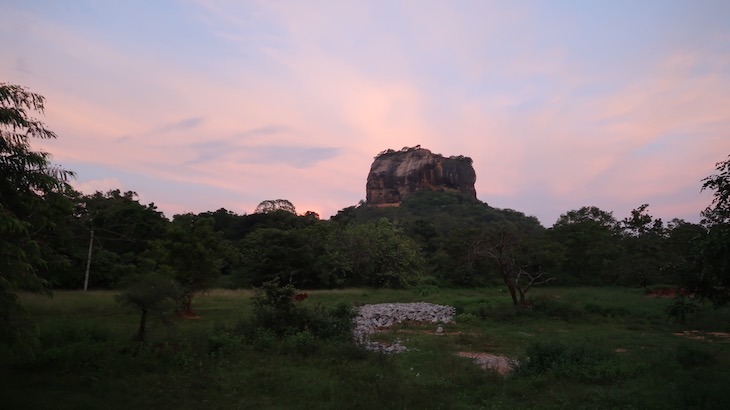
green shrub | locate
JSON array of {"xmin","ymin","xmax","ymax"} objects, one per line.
[
  {"xmin": 233, "ymin": 279, "xmax": 356, "ymax": 358},
  {"xmin": 675, "ymin": 342, "xmax": 713, "ymax": 368},
  {"xmin": 530, "ymin": 295, "xmax": 584, "ymax": 320},
  {"xmin": 207, "ymin": 329, "xmax": 245, "ymax": 356},
  {"xmin": 252, "ymin": 328, "xmax": 277, "ymax": 351},
  {"xmin": 584, "ymin": 302, "xmax": 630, "ymax": 318},
  {"xmin": 305, "ymin": 302, "xmax": 355, "ymax": 341},
  {"xmin": 454, "ymin": 312, "xmax": 478, "ymax": 323},
  {"xmin": 677, "ymin": 369, "xmax": 729, "ymax": 409},
  {"xmin": 413, "ymin": 284, "xmax": 440, "ymax": 297},
  {"xmin": 519, "ymin": 340, "xmax": 643, "ymax": 382},
  {"xmin": 666, "ymin": 297, "xmax": 699, "ymax": 323},
  {"xmin": 39, "ymin": 321, "xmax": 109, "ymax": 347},
  {"xmin": 282, "ymin": 330, "xmax": 318, "ymax": 355}
]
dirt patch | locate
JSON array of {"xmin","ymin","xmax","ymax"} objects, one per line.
[
  {"xmin": 646, "ymin": 288, "xmax": 691, "ymax": 298},
  {"xmin": 674, "ymin": 330, "xmax": 730, "ymax": 343},
  {"xmin": 455, "ymin": 352, "xmax": 516, "ymax": 375}
]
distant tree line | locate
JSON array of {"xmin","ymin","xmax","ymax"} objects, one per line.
[{"xmin": 38, "ymin": 175, "xmax": 724, "ymax": 305}]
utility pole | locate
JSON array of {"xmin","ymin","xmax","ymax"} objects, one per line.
[{"xmin": 83, "ymin": 228, "xmax": 94, "ymax": 291}]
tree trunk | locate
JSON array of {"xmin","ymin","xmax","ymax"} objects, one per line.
[
  {"xmin": 134, "ymin": 308, "xmax": 148, "ymax": 355},
  {"xmin": 501, "ymin": 272, "xmax": 519, "ymax": 305},
  {"xmin": 181, "ymin": 292, "xmax": 194, "ymax": 315},
  {"xmin": 518, "ymin": 288, "xmax": 527, "ymax": 305}
]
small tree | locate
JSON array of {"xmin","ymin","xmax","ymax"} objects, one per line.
[
  {"xmin": 115, "ymin": 274, "xmax": 179, "ymax": 351},
  {"xmin": 474, "ymin": 223, "xmax": 556, "ymax": 305},
  {"xmin": 165, "ymin": 214, "xmax": 226, "ymax": 315}
]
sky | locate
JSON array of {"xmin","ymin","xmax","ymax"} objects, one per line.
[{"xmin": 2, "ymin": 0, "xmax": 729, "ymax": 226}]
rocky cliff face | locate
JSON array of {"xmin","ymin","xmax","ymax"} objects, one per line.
[{"xmin": 366, "ymin": 146, "xmax": 477, "ymax": 205}]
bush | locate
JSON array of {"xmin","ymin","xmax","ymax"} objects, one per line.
[
  {"xmin": 413, "ymin": 284, "xmax": 440, "ymax": 297},
  {"xmin": 530, "ymin": 295, "xmax": 584, "ymax": 320},
  {"xmin": 282, "ymin": 330, "xmax": 318, "ymax": 355},
  {"xmin": 584, "ymin": 302, "xmax": 630, "ymax": 318},
  {"xmin": 252, "ymin": 328, "xmax": 277, "ymax": 352},
  {"xmin": 207, "ymin": 329, "xmax": 245, "ymax": 357},
  {"xmin": 243, "ymin": 279, "xmax": 355, "ymax": 353},
  {"xmin": 666, "ymin": 297, "xmax": 699, "ymax": 323},
  {"xmin": 454, "ymin": 312, "xmax": 478, "ymax": 323},
  {"xmin": 33, "ymin": 321, "xmax": 111, "ymax": 370},
  {"xmin": 519, "ymin": 340, "xmax": 643, "ymax": 382},
  {"xmin": 675, "ymin": 342, "xmax": 713, "ymax": 369}
]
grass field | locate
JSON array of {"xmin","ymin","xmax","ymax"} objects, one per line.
[{"xmin": 2, "ymin": 286, "xmax": 729, "ymax": 409}]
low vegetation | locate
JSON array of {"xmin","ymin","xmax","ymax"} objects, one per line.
[{"xmin": 1, "ymin": 286, "xmax": 728, "ymax": 409}]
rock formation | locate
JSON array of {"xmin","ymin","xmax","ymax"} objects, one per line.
[{"xmin": 366, "ymin": 146, "xmax": 476, "ymax": 206}]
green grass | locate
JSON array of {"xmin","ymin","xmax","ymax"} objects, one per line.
[{"xmin": 1, "ymin": 287, "xmax": 729, "ymax": 409}]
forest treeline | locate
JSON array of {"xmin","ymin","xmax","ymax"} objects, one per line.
[{"xmin": 34, "ymin": 188, "xmax": 724, "ymax": 297}]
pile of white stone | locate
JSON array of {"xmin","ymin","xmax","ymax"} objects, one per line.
[{"xmin": 353, "ymin": 302, "xmax": 456, "ymax": 353}]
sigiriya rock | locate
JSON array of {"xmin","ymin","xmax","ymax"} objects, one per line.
[{"xmin": 366, "ymin": 146, "xmax": 477, "ymax": 206}]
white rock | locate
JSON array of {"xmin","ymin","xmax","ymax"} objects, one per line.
[{"xmin": 352, "ymin": 302, "xmax": 456, "ymax": 353}]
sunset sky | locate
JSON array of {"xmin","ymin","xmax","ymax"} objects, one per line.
[{"xmin": 2, "ymin": 0, "xmax": 729, "ymax": 226}]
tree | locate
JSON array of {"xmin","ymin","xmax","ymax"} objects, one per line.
[
  {"xmin": 326, "ymin": 218, "xmax": 424, "ymax": 287},
  {"xmin": 238, "ymin": 227, "xmax": 318, "ymax": 287},
  {"xmin": 164, "ymin": 214, "xmax": 227, "ymax": 315},
  {"xmin": 1, "ymin": 83, "xmax": 74, "ymax": 350},
  {"xmin": 618, "ymin": 204, "xmax": 667, "ymax": 286},
  {"xmin": 70, "ymin": 190, "xmax": 169, "ymax": 289},
  {"xmin": 115, "ymin": 274, "xmax": 179, "ymax": 352},
  {"xmin": 621, "ymin": 204, "xmax": 665, "ymax": 238},
  {"xmin": 471, "ymin": 221, "xmax": 557, "ymax": 305},
  {"xmin": 550, "ymin": 206, "xmax": 623, "ymax": 284},
  {"xmin": 658, "ymin": 219, "xmax": 706, "ymax": 285},
  {"xmin": 255, "ymin": 199, "xmax": 297, "ymax": 214},
  {"xmin": 686, "ymin": 155, "xmax": 730, "ymax": 305},
  {"xmin": 554, "ymin": 206, "xmax": 620, "ymax": 230},
  {"xmin": 702, "ymin": 155, "xmax": 730, "ymax": 225}
]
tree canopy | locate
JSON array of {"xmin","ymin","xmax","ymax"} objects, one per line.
[{"xmin": 1, "ymin": 83, "xmax": 75, "ymax": 350}]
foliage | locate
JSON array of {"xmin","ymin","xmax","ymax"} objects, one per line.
[
  {"xmin": 471, "ymin": 222, "xmax": 556, "ymax": 305},
  {"xmin": 677, "ymin": 155, "xmax": 730, "ymax": 307},
  {"xmin": 247, "ymin": 278, "xmax": 354, "ymax": 341},
  {"xmin": 5, "ymin": 287, "xmax": 729, "ymax": 409},
  {"xmin": 701, "ymin": 154, "xmax": 730, "ymax": 225},
  {"xmin": 685, "ymin": 224, "xmax": 730, "ymax": 306},
  {"xmin": 115, "ymin": 274, "xmax": 180, "ymax": 346},
  {"xmin": 238, "ymin": 227, "xmax": 319, "ymax": 287},
  {"xmin": 665, "ymin": 296, "xmax": 700, "ymax": 323},
  {"xmin": 616, "ymin": 204, "xmax": 668, "ymax": 286},
  {"xmin": 519, "ymin": 339, "xmax": 643, "ymax": 382},
  {"xmin": 0, "ymin": 281, "xmax": 39, "ymax": 355},
  {"xmin": 254, "ymin": 198, "xmax": 296, "ymax": 214},
  {"xmin": 164, "ymin": 214, "xmax": 228, "ymax": 313},
  {"xmin": 549, "ymin": 206, "xmax": 624, "ymax": 284},
  {"xmin": 0, "ymin": 82, "xmax": 74, "ymax": 351},
  {"xmin": 0, "ymin": 83, "xmax": 74, "ymax": 285},
  {"xmin": 327, "ymin": 218, "xmax": 424, "ymax": 287},
  {"xmin": 57, "ymin": 190, "xmax": 170, "ymax": 289}
]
